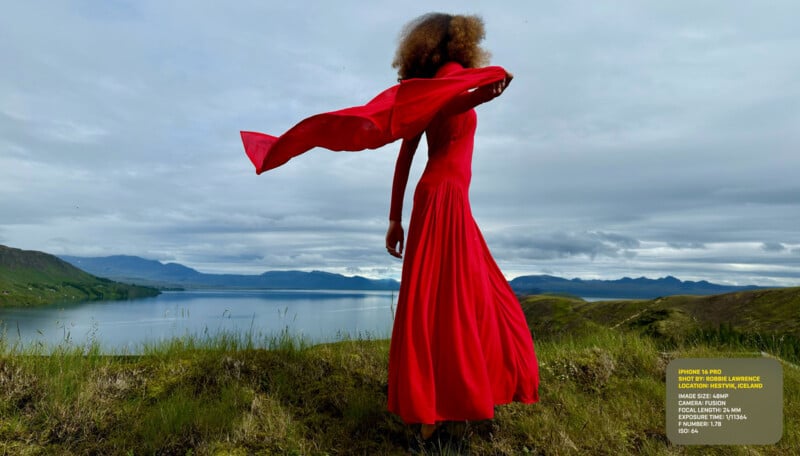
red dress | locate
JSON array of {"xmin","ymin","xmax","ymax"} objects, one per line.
[
  {"xmin": 241, "ymin": 62, "xmax": 539, "ymax": 424},
  {"xmin": 386, "ymin": 63, "xmax": 539, "ymax": 424}
]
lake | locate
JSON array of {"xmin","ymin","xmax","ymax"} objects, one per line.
[
  {"xmin": 0, "ymin": 290, "xmax": 398, "ymax": 354},
  {"xmin": 0, "ymin": 290, "xmax": 629, "ymax": 354}
]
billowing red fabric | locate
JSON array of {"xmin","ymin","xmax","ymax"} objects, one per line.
[
  {"xmin": 242, "ymin": 63, "xmax": 539, "ymax": 424},
  {"xmin": 241, "ymin": 66, "xmax": 508, "ymax": 173}
]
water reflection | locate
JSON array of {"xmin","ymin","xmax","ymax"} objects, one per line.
[{"xmin": 0, "ymin": 290, "xmax": 397, "ymax": 353}]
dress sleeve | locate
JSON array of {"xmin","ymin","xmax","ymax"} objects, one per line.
[
  {"xmin": 389, "ymin": 66, "xmax": 508, "ymax": 137},
  {"xmin": 437, "ymin": 82, "xmax": 502, "ymax": 117},
  {"xmin": 242, "ymin": 66, "xmax": 508, "ymax": 174},
  {"xmin": 389, "ymin": 133, "xmax": 422, "ymax": 222}
]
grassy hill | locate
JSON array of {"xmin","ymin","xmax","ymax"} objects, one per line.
[
  {"xmin": 0, "ymin": 245, "xmax": 159, "ymax": 307},
  {"xmin": 521, "ymin": 288, "xmax": 800, "ymax": 363},
  {"xmin": 0, "ymin": 287, "xmax": 798, "ymax": 454},
  {"xmin": 522, "ymin": 289, "xmax": 800, "ymax": 335}
]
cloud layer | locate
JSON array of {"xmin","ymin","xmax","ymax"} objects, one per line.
[{"xmin": 2, "ymin": 1, "xmax": 798, "ymax": 286}]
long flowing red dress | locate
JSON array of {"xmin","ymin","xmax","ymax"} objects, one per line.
[
  {"xmin": 386, "ymin": 63, "xmax": 538, "ymax": 424},
  {"xmin": 241, "ymin": 62, "xmax": 539, "ymax": 425}
]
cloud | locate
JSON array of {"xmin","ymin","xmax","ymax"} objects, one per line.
[
  {"xmin": 1, "ymin": 1, "xmax": 799, "ymax": 286},
  {"xmin": 667, "ymin": 242, "xmax": 706, "ymax": 250},
  {"xmin": 762, "ymin": 242, "xmax": 786, "ymax": 253},
  {"xmin": 490, "ymin": 230, "xmax": 640, "ymax": 261}
]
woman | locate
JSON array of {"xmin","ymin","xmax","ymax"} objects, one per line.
[
  {"xmin": 240, "ymin": 10, "xmax": 539, "ymax": 444},
  {"xmin": 384, "ymin": 13, "xmax": 539, "ymax": 440}
]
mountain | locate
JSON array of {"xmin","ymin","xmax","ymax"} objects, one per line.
[
  {"xmin": 59, "ymin": 255, "xmax": 772, "ymax": 298},
  {"xmin": 508, "ymin": 274, "xmax": 764, "ymax": 299},
  {"xmin": 59, "ymin": 255, "xmax": 401, "ymax": 290},
  {"xmin": 0, "ymin": 246, "xmax": 160, "ymax": 307},
  {"xmin": 59, "ymin": 255, "xmax": 204, "ymax": 286}
]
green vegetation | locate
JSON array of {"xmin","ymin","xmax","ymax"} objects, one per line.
[
  {"xmin": 522, "ymin": 289, "xmax": 800, "ymax": 362},
  {"xmin": 0, "ymin": 289, "xmax": 798, "ymax": 454},
  {"xmin": 0, "ymin": 245, "xmax": 159, "ymax": 307}
]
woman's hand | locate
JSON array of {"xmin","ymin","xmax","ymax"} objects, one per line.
[
  {"xmin": 490, "ymin": 72, "xmax": 513, "ymax": 96},
  {"xmin": 386, "ymin": 220, "xmax": 405, "ymax": 258},
  {"xmin": 474, "ymin": 72, "xmax": 513, "ymax": 103}
]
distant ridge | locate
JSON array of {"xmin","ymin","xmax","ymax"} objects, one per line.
[
  {"xmin": 59, "ymin": 255, "xmax": 400, "ymax": 291},
  {"xmin": 58, "ymin": 255, "xmax": 772, "ymax": 298},
  {"xmin": 0, "ymin": 245, "xmax": 159, "ymax": 307},
  {"xmin": 508, "ymin": 274, "xmax": 764, "ymax": 299}
]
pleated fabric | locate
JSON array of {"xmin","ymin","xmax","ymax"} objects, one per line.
[{"xmin": 386, "ymin": 90, "xmax": 539, "ymax": 423}]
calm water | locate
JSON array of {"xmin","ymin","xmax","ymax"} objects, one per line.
[{"xmin": 0, "ymin": 290, "xmax": 397, "ymax": 353}]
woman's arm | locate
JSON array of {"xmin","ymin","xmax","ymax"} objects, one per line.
[
  {"xmin": 438, "ymin": 72, "xmax": 513, "ymax": 117},
  {"xmin": 386, "ymin": 132, "xmax": 422, "ymax": 258}
]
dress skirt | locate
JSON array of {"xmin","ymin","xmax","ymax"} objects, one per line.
[{"xmin": 387, "ymin": 177, "xmax": 539, "ymax": 424}]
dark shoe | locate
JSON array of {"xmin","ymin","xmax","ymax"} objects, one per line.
[
  {"xmin": 409, "ymin": 423, "xmax": 471, "ymax": 455},
  {"xmin": 409, "ymin": 423, "xmax": 441, "ymax": 454}
]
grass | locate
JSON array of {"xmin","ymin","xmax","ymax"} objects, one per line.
[
  {"xmin": 0, "ymin": 323, "xmax": 798, "ymax": 455},
  {"xmin": 1, "ymin": 287, "xmax": 799, "ymax": 454},
  {"xmin": 521, "ymin": 290, "xmax": 800, "ymax": 363}
]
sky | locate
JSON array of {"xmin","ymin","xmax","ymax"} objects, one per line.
[{"xmin": 1, "ymin": 1, "xmax": 799, "ymax": 286}]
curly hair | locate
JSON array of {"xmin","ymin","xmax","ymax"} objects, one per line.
[{"xmin": 392, "ymin": 13, "xmax": 491, "ymax": 80}]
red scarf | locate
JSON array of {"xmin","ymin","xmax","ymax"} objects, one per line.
[{"xmin": 241, "ymin": 66, "xmax": 508, "ymax": 174}]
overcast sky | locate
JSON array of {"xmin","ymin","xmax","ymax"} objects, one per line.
[{"xmin": 1, "ymin": 1, "xmax": 798, "ymax": 286}]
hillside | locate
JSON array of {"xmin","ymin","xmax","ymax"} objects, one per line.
[
  {"xmin": 0, "ymin": 245, "xmax": 159, "ymax": 307},
  {"xmin": 0, "ymin": 300, "xmax": 797, "ymax": 454},
  {"xmin": 520, "ymin": 287, "xmax": 800, "ymax": 362}
]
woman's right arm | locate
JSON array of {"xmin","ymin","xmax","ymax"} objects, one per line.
[
  {"xmin": 386, "ymin": 133, "xmax": 422, "ymax": 258},
  {"xmin": 439, "ymin": 72, "xmax": 513, "ymax": 117}
]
